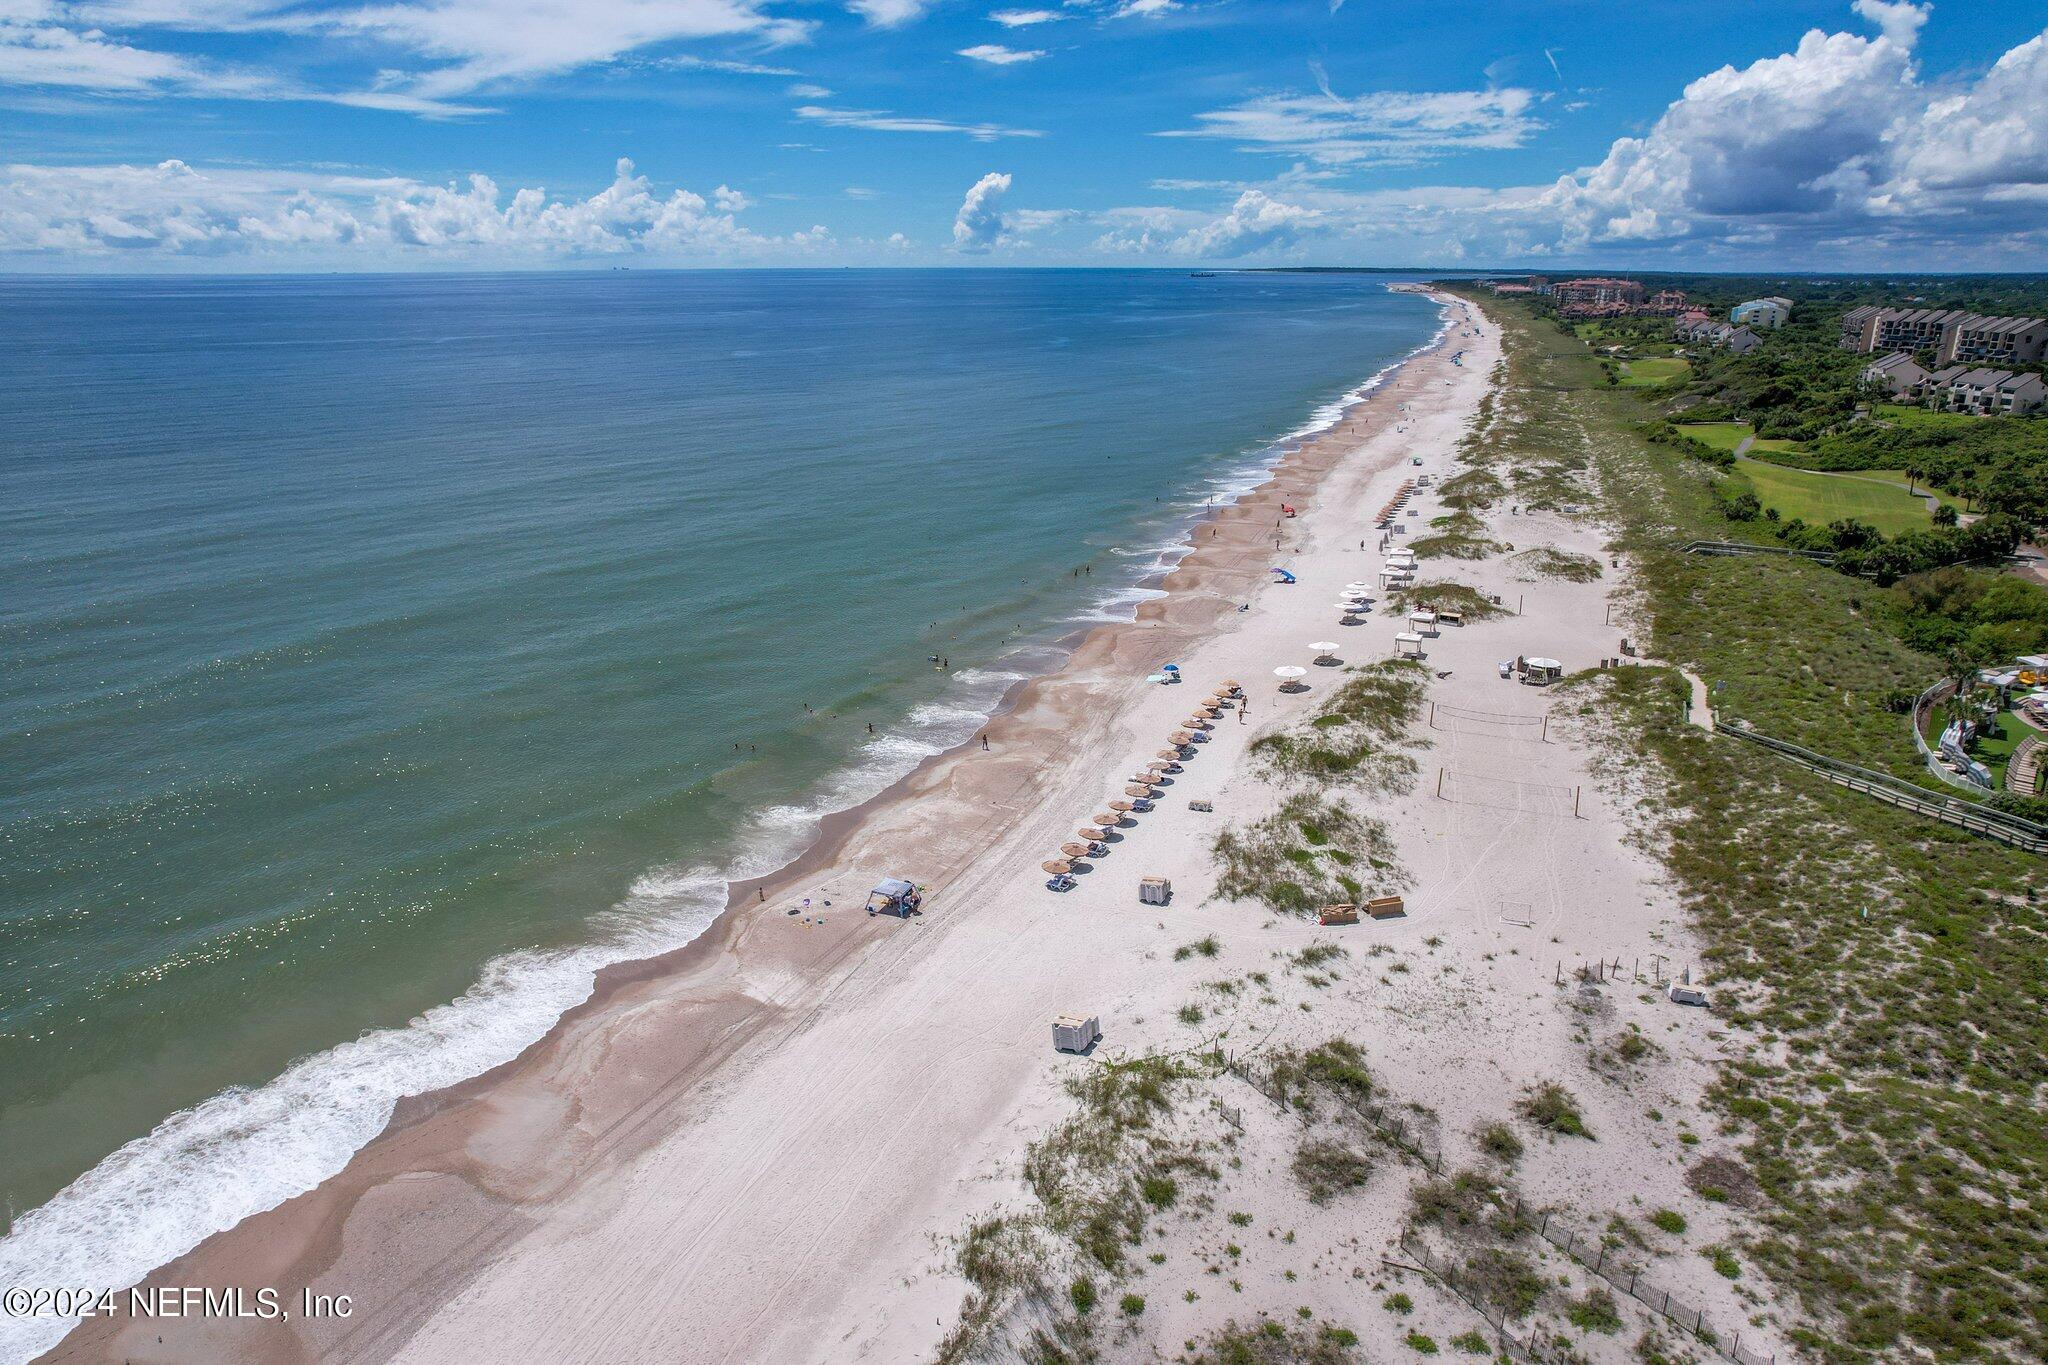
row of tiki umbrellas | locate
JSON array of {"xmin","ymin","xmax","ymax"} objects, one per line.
[{"xmin": 1043, "ymin": 681, "xmax": 1242, "ymax": 876}]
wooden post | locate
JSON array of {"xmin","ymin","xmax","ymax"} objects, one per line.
[
  {"xmin": 1429, "ymin": 700, "xmax": 1436, "ymax": 728},
  {"xmin": 1540, "ymin": 713, "xmax": 1549, "ymax": 742},
  {"xmin": 1436, "ymin": 766, "xmax": 1445, "ymax": 799},
  {"xmin": 1574, "ymin": 785, "xmax": 1582, "ymax": 818}
]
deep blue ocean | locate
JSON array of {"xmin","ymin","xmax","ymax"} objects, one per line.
[{"xmin": 0, "ymin": 269, "xmax": 1438, "ymax": 1349}]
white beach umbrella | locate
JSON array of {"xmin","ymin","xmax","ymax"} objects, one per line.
[
  {"xmin": 1308, "ymin": 641, "xmax": 1339, "ymax": 653},
  {"xmin": 1273, "ymin": 665, "xmax": 1308, "ymax": 680}
]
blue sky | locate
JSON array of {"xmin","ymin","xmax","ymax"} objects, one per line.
[{"xmin": 2, "ymin": 0, "xmax": 2045, "ymax": 269}]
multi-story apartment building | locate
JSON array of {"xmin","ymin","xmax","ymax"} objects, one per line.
[
  {"xmin": 1731, "ymin": 296, "xmax": 1793, "ymax": 329},
  {"xmin": 1845, "ymin": 307, "xmax": 2048, "ymax": 362},
  {"xmin": 1552, "ymin": 277, "xmax": 1645, "ymax": 310},
  {"xmin": 1862, "ymin": 352, "xmax": 1928, "ymax": 398},
  {"xmin": 1936, "ymin": 314, "xmax": 2048, "ymax": 366},
  {"xmin": 1924, "ymin": 366, "xmax": 2047, "ymax": 416}
]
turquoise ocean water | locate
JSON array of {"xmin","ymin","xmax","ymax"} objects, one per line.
[{"xmin": 0, "ymin": 269, "xmax": 1439, "ymax": 1348}]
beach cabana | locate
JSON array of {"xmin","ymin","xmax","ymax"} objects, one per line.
[
  {"xmin": 1407, "ymin": 610, "xmax": 1438, "ymax": 636},
  {"xmin": 1274, "ymin": 665, "xmax": 1309, "ymax": 693},
  {"xmin": 1522, "ymin": 656, "xmax": 1564, "ymax": 686},
  {"xmin": 1394, "ymin": 632, "xmax": 1425, "ymax": 658},
  {"xmin": 865, "ymin": 878, "xmax": 923, "ymax": 916}
]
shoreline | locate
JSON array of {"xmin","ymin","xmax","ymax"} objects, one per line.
[{"xmin": 34, "ymin": 287, "xmax": 1473, "ymax": 1365}]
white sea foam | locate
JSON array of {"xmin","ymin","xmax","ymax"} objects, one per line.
[
  {"xmin": 0, "ymin": 289, "xmax": 1459, "ymax": 1365},
  {"xmin": 0, "ymin": 870, "xmax": 729, "ymax": 1365}
]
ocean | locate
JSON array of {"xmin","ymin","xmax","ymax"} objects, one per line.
[{"xmin": 0, "ymin": 268, "xmax": 1439, "ymax": 1350}]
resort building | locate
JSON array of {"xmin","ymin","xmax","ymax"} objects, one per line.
[
  {"xmin": 1863, "ymin": 352, "xmax": 1929, "ymax": 398},
  {"xmin": 1641, "ymin": 288, "xmax": 1692, "ymax": 315},
  {"xmin": 1923, "ymin": 366, "xmax": 2047, "ymax": 416},
  {"xmin": 1845, "ymin": 306, "xmax": 2048, "ymax": 361},
  {"xmin": 1857, "ymin": 307, "xmax": 1970, "ymax": 355},
  {"xmin": 1936, "ymin": 314, "xmax": 2048, "ymax": 366},
  {"xmin": 1553, "ymin": 276, "xmax": 1645, "ymax": 317},
  {"xmin": 1731, "ymin": 296, "xmax": 1793, "ymax": 329},
  {"xmin": 1725, "ymin": 326, "xmax": 1763, "ymax": 355},
  {"xmin": 1838, "ymin": 304, "xmax": 1882, "ymax": 348}
]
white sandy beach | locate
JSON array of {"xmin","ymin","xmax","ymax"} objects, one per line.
[{"xmin": 49, "ymin": 292, "xmax": 1775, "ymax": 1365}]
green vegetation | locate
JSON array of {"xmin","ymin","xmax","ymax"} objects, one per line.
[
  {"xmin": 1437, "ymin": 468, "xmax": 1506, "ymax": 509},
  {"xmin": 1475, "ymin": 1121, "xmax": 1523, "ymax": 1164},
  {"xmin": 1403, "ymin": 1330, "xmax": 1440, "ymax": 1354},
  {"xmin": 1506, "ymin": 545, "xmax": 1602, "ymax": 582},
  {"xmin": 1212, "ymin": 794, "xmax": 1402, "ymax": 915},
  {"xmin": 1409, "ymin": 508, "xmax": 1508, "ymax": 560},
  {"xmin": 1119, "ymin": 1292, "xmax": 1145, "ymax": 1317},
  {"xmin": 1291, "ymin": 1138, "xmax": 1373, "ymax": 1205},
  {"xmin": 1184, "ymin": 1319, "xmax": 1361, "ymax": 1364},
  {"xmin": 1517, "ymin": 1081, "xmax": 1591, "ymax": 1139},
  {"xmin": 1451, "ymin": 288, "xmax": 2048, "ymax": 1360},
  {"xmin": 1621, "ymin": 356, "xmax": 1690, "ymax": 387},
  {"xmin": 1384, "ymin": 581, "xmax": 1508, "ymax": 622},
  {"xmin": 1648, "ymin": 1208, "xmax": 1687, "ymax": 1236},
  {"xmin": 1448, "ymin": 1329, "xmax": 1491, "ymax": 1354},
  {"xmin": 1250, "ymin": 658, "xmax": 1429, "ymax": 791},
  {"xmin": 1727, "ymin": 456, "xmax": 1934, "ymax": 537},
  {"xmin": 1175, "ymin": 934, "xmax": 1222, "ymax": 961},
  {"xmin": 1384, "ymin": 1292, "xmax": 1413, "ymax": 1314},
  {"xmin": 1566, "ymin": 1288, "xmax": 1624, "ymax": 1334}
]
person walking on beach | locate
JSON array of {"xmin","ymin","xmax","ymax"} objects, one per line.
[
  {"xmin": 980, "ymin": 733, "xmax": 989, "ymax": 751},
  {"xmin": 1238, "ymin": 701, "xmax": 1247, "ymax": 724}
]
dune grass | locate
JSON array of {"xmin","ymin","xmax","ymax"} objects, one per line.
[{"xmin": 1454, "ymin": 288, "xmax": 2048, "ymax": 1362}]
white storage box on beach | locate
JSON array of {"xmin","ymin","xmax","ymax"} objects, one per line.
[
  {"xmin": 1053, "ymin": 1014, "xmax": 1101, "ymax": 1053},
  {"xmin": 1138, "ymin": 876, "xmax": 1171, "ymax": 906}
]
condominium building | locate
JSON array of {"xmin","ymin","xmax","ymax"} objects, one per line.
[
  {"xmin": 1553, "ymin": 277, "xmax": 1645, "ymax": 309},
  {"xmin": 1924, "ymin": 366, "xmax": 2047, "ymax": 416},
  {"xmin": 1937, "ymin": 314, "xmax": 2048, "ymax": 366},
  {"xmin": 1862, "ymin": 352, "xmax": 1928, "ymax": 398},
  {"xmin": 1838, "ymin": 304, "xmax": 1882, "ymax": 348},
  {"xmin": 1845, "ymin": 306, "xmax": 2048, "ymax": 361},
  {"xmin": 1731, "ymin": 296, "xmax": 1793, "ymax": 329}
]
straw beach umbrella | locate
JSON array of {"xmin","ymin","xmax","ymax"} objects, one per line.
[
  {"xmin": 1168, "ymin": 730, "xmax": 1194, "ymax": 744},
  {"xmin": 1043, "ymin": 860, "xmax": 1072, "ymax": 875},
  {"xmin": 1109, "ymin": 799, "xmax": 1135, "ymax": 812},
  {"xmin": 1124, "ymin": 784, "xmax": 1154, "ymax": 797},
  {"xmin": 1078, "ymin": 826, "xmax": 1107, "ymax": 840},
  {"xmin": 1061, "ymin": 842, "xmax": 1091, "ymax": 858}
]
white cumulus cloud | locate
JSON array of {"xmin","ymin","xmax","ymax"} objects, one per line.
[{"xmin": 951, "ymin": 170, "xmax": 1011, "ymax": 252}]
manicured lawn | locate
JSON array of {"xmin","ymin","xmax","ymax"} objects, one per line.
[
  {"xmin": 1621, "ymin": 357, "xmax": 1690, "ymax": 387},
  {"xmin": 1874, "ymin": 402, "xmax": 1983, "ymax": 432},
  {"xmin": 1970, "ymin": 712, "xmax": 2035, "ymax": 792},
  {"xmin": 1676, "ymin": 421, "xmax": 1753, "ymax": 452},
  {"xmin": 1732, "ymin": 455, "xmax": 1934, "ymax": 536},
  {"xmin": 1676, "ymin": 421, "xmax": 1805, "ymax": 456}
]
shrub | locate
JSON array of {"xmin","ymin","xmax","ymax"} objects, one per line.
[
  {"xmin": 1476, "ymin": 1122, "xmax": 1523, "ymax": 1163},
  {"xmin": 1292, "ymin": 1139, "xmax": 1373, "ymax": 1205},
  {"xmin": 1404, "ymin": 1331, "xmax": 1440, "ymax": 1355},
  {"xmin": 1566, "ymin": 1288, "xmax": 1623, "ymax": 1334},
  {"xmin": 1384, "ymin": 1292, "xmax": 1413, "ymax": 1314},
  {"xmin": 1069, "ymin": 1276, "xmax": 1097, "ymax": 1315},
  {"xmin": 1119, "ymin": 1293, "xmax": 1145, "ymax": 1317},
  {"xmin": 1648, "ymin": 1209, "xmax": 1687, "ymax": 1235},
  {"xmin": 1518, "ymin": 1082, "xmax": 1592, "ymax": 1139}
]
